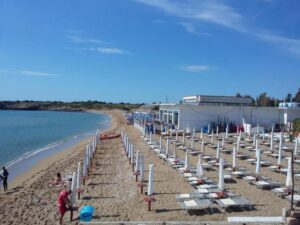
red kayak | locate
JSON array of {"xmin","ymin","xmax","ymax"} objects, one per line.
[{"xmin": 100, "ymin": 133, "xmax": 121, "ymax": 140}]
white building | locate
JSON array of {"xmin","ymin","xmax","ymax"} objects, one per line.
[{"xmin": 159, "ymin": 95, "xmax": 300, "ymax": 132}]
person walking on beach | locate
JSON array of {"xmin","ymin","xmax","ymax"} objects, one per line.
[
  {"xmin": 0, "ymin": 167, "xmax": 9, "ymax": 192},
  {"xmin": 57, "ymin": 189, "xmax": 74, "ymax": 225}
]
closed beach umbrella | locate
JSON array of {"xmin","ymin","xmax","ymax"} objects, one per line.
[
  {"xmin": 130, "ymin": 144, "xmax": 134, "ymax": 164},
  {"xmin": 71, "ymin": 172, "xmax": 77, "ymax": 206},
  {"xmin": 216, "ymin": 126, "xmax": 219, "ymax": 136},
  {"xmin": 257, "ymin": 124, "xmax": 260, "ymax": 136},
  {"xmin": 184, "ymin": 150, "xmax": 189, "ymax": 170},
  {"xmin": 200, "ymin": 128, "xmax": 203, "ymax": 140},
  {"xmin": 225, "ymin": 125, "xmax": 228, "ymax": 139},
  {"xmin": 140, "ymin": 155, "xmax": 145, "ymax": 181},
  {"xmin": 221, "ymin": 134, "xmax": 225, "ymax": 148},
  {"xmin": 191, "ymin": 138, "xmax": 194, "ymax": 149},
  {"xmin": 201, "ymin": 140, "xmax": 205, "ymax": 154},
  {"xmin": 173, "ymin": 144, "xmax": 177, "ymax": 160},
  {"xmin": 294, "ymin": 139, "xmax": 298, "ymax": 156},
  {"xmin": 256, "ymin": 149, "xmax": 261, "ymax": 175},
  {"xmin": 255, "ymin": 140, "xmax": 259, "ymax": 158},
  {"xmin": 135, "ymin": 151, "xmax": 139, "ymax": 172},
  {"xmin": 196, "ymin": 155, "xmax": 204, "ymax": 179},
  {"xmin": 147, "ymin": 164, "xmax": 154, "ymax": 196},
  {"xmin": 166, "ymin": 139, "xmax": 169, "ymax": 157},
  {"xmin": 285, "ymin": 157, "xmax": 292, "ymax": 188},
  {"xmin": 76, "ymin": 162, "xmax": 81, "ymax": 195},
  {"xmin": 232, "ymin": 147, "xmax": 237, "ymax": 169},
  {"xmin": 253, "ymin": 134, "xmax": 256, "ymax": 147},
  {"xmin": 236, "ymin": 136, "xmax": 240, "ymax": 154},
  {"xmin": 270, "ymin": 133, "xmax": 273, "ymax": 151},
  {"xmin": 278, "ymin": 136, "xmax": 282, "ymax": 166},
  {"xmin": 210, "ymin": 131, "xmax": 214, "ymax": 143},
  {"xmin": 192, "ymin": 127, "xmax": 195, "ymax": 139},
  {"xmin": 183, "ymin": 132, "xmax": 186, "ymax": 146},
  {"xmin": 159, "ymin": 136, "xmax": 162, "ymax": 152},
  {"xmin": 218, "ymin": 159, "xmax": 224, "ymax": 191},
  {"xmin": 216, "ymin": 141, "xmax": 220, "ymax": 160}
]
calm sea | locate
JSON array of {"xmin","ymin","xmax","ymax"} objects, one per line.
[{"xmin": 0, "ymin": 110, "xmax": 110, "ymax": 180}]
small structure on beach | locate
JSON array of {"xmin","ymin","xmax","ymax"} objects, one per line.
[{"xmin": 159, "ymin": 95, "xmax": 300, "ymax": 132}]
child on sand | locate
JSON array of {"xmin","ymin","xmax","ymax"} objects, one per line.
[{"xmin": 49, "ymin": 172, "xmax": 63, "ymax": 186}]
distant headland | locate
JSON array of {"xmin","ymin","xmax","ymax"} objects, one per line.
[{"xmin": 0, "ymin": 101, "xmax": 143, "ymax": 112}]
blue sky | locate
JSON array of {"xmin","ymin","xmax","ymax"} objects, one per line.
[{"xmin": 0, "ymin": 0, "xmax": 300, "ymax": 103}]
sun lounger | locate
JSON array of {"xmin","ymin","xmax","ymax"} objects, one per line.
[
  {"xmin": 227, "ymin": 217, "xmax": 283, "ymax": 223},
  {"xmin": 196, "ymin": 188, "xmax": 221, "ymax": 194},
  {"xmin": 221, "ymin": 149, "xmax": 232, "ymax": 154},
  {"xmin": 285, "ymin": 194, "xmax": 300, "ymax": 206},
  {"xmin": 216, "ymin": 197, "xmax": 253, "ymax": 210},
  {"xmin": 255, "ymin": 180, "xmax": 280, "ymax": 189},
  {"xmin": 272, "ymin": 187, "xmax": 292, "ymax": 197},
  {"xmin": 232, "ymin": 170, "xmax": 251, "ymax": 178},
  {"xmin": 236, "ymin": 154, "xmax": 249, "ymax": 160},
  {"xmin": 180, "ymin": 199, "xmax": 213, "ymax": 213}
]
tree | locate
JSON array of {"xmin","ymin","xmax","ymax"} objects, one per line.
[
  {"xmin": 256, "ymin": 92, "xmax": 273, "ymax": 106},
  {"xmin": 235, "ymin": 92, "xmax": 242, "ymax": 97},
  {"xmin": 292, "ymin": 88, "xmax": 300, "ymax": 102},
  {"xmin": 285, "ymin": 93, "xmax": 293, "ymax": 102}
]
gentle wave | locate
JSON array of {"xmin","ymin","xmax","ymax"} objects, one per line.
[{"xmin": 4, "ymin": 134, "xmax": 79, "ymax": 168}]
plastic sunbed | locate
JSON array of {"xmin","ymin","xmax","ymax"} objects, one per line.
[
  {"xmin": 216, "ymin": 197, "xmax": 253, "ymax": 210},
  {"xmin": 180, "ymin": 199, "xmax": 213, "ymax": 213}
]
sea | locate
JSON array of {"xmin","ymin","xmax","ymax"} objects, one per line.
[{"xmin": 0, "ymin": 110, "xmax": 111, "ymax": 181}]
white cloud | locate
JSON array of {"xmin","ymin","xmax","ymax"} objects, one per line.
[
  {"xmin": 136, "ymin": 0, "xmax": 300, "ymax": 59},
  {"xmin": 153, "ymin": 19, "xmax": 168, "ymax": 24},
  {"xmin": 180, "ymin": 64, "xmax": 215, "ymax": 73},
  {"xmin": 21, "ymin": 70, "xmax": 58, "ymax": 77},
  {"xmin": 256, "ymin": 32, "xmax": 300, "ymax": 58},
  {"xmin": 67, "ymin": 47, "xmax": 130, "ymax": 54},
  {"xmin": 178, "ymin": 22, "xmax": 211, "ymax": 36},
  {"xmin": 66, "ymin": 35, "xmax": 104, "ymax": 44},
  {"xmin": 0, "ymin": 69, "xmax": 58, "ymax": 77},
  {"xmin": 135, "ymin": 0, "xmax": 245, "ymax": 32}
]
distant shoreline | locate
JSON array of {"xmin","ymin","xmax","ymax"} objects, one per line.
[{"xmin": 0, "ymin": 100, "xmax": 143, "ymax": 112}]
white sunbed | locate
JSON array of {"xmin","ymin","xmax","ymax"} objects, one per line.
[
  {"xmin": 232, "ymin": 170, "xmax": 251, "ymax": 178},
  {"xmin": 272, "ymin": 187, "xmax": 291, "ymax": 197},
  {"xmin": 255, "ymin": 180, "xmax": 280, "ymax": 189},
  {"xmin": 180, "ymin": 199, "xmax": 213, "ymax": 213},
  {"xmin": 285, "ymin": 194, "xmax": 300, "ymax": 205},
  {"xmin": 227, "ymin": 217, "xmax": 283, "ymax": 223},
  {"xmin": 216, "ymin": 197, "xmax": 253, "ymax": 210},
  {"xmin": 196, "ymin": 188, "xmax": 221, "ymax": 194}
]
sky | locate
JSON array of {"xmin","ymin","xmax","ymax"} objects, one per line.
[{"xmin": 0, "ymin": 0, "xmax": 300, "ymax": 103}]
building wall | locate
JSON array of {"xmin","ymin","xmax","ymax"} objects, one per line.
[{"xmin": 159, "ymin": 104, "xmax": 299, "ymax": 131}]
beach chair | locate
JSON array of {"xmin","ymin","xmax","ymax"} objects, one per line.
[
  {"xmin": 272, "ymin": 187, "xmax": 292, "ymax": 197},
  {"xmin": 232, "ymin": 170, "xmax": 251, "ymax": 179},
  {"xmin": 180, "ymin": 199, "xmax": 214, "ymax": 213},
  {"xmin": 254, "ymin": 180, "xmax": 280, "ymax": 189},
  {"xmin": 216, "ymin": 197, "xmax": 253, "ymax": 211},
  {"xmin": 285, "ymin": 195, "xmax": 300, "ymax": 206}
]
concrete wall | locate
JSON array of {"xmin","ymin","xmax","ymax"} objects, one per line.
[{"xmin": 159, "ymin": 104, "xmax": 298, "ymax": 131}]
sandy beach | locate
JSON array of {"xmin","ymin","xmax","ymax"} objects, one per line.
[{"xmin": 0, "ymin": 109, "xmax": 298, "ymax": 224}]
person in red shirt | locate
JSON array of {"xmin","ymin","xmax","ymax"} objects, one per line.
[{"xmin": 57, "ymin": 189, "xmax": 72, "ymax": 225}]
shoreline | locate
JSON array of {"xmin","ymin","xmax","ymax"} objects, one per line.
[{"xmin": 5, "ymin": 110, "xmax": 114, "ymax": 189}]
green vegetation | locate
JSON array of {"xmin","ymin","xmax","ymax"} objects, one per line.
[
  {"xmin": 293, "ymin": 118, "xmax": 300, "ymax": 135},
  {"xmin": 0, "ymin": 101, "xmax": 144, "ymax": 112},
  {"xmin": 235, "ymin": 88, "xmax": 300, "ymax": 107}
]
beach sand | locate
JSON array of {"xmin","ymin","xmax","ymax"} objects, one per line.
[{"xmin": 0, "ymin": 110, "xmax": 297, "ymax": 224}]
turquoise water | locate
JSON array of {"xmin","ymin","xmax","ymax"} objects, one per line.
[{"xmin": 0, "ymin": 110, "xmax": 110, "ymax": 168}]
